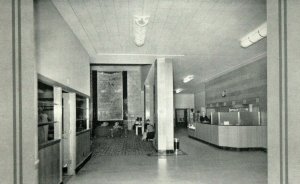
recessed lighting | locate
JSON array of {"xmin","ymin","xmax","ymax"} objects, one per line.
[
  {"xmin": 175, "ymin": 88, "xmax": 184, "ymax": 93},
  {"xmin": 183, "ymin": 75, "xmax": 194, "ymax": 83}
]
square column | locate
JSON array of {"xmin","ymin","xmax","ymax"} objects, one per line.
[
  {"xmin": 268, "ymin": 1, "xmax": 300, "ymax": 183},
  {"xmin": 156, "ymin": 58, "xmax": 174, "ymax": 152}
]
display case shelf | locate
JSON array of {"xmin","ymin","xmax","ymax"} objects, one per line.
[
  {"xmin": 38, "ymin": 82, "xmax": 55, "ymax": 144},
  {"xmin": 76, "ymin": 95, "xmax": 88, "ymax": 132}
]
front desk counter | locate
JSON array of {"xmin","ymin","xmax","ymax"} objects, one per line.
[{"xmin": 188, "ymin": 122, "xmax": 267, "ymax": 149}]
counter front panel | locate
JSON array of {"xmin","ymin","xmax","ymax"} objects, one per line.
[{"xmin": 188, "ymin": 123, "xmax": 266, "ymax": 149}]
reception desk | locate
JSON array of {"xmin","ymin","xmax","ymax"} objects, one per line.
[{"xmin": 188, "ymin": 112, "xmax": 267, "ymax": 149}]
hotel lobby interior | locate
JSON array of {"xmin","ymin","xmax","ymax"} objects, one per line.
[{"xmin": 1, "ymin": 0, "xmax": 300, "ymax": 184}]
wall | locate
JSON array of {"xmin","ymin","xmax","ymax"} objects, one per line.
[
  {"xmin": 141, "ymin": 65, "xmax": 152, "ymax": 88},
  {"xmin": 90, "ymin": 65, "xmax": 143, "ymax": 120},
  {"xmin": 144, "ymin": 64, "xmax": 155, "ymax": 125},
  {"xmin": 174, "ymin": 94, "xmax": 195, "ymax": 109},
  {"xmin": 127, "ymin": 70, "xmax": 143, "ymax": 118},
  {"xmin": 35, "ymin": 0, "xmax": 90, "ymax": 96},
  {"xmin": 194, "ymin": 83, "xmax": 206, "ymax": 111},
  {"xmin": 205, "ymin": 57, "xmax": 267, "ymax": 112},
  {"xmin": 194, "ymin": 91, "xmax": 205, "ymax": 112}
]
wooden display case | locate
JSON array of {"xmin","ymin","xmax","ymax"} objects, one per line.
[
  {"xmin": 38, "ymin": 82, "xmax": 61, "ymax": 184},
  {"xmin": 75, "ymin": 95, "xmax": 91, "ymax": 170},
  {"xmin": 76, "ymin": 95, "xmax": 88, "ymax": 132}
]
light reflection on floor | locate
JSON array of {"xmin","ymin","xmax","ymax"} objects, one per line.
[{"xmin": 157, "ymin": 157, "xmax": 168, "ymax": 181}]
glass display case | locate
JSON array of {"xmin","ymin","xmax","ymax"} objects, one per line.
[
  {"xmin": 76, "ymin": 95, "xmax": 87, "ymax": 132},
  {"xmin": 209, "ymin": 111, "xmax": 261, "ymax": 126},
  {"xmin": 38, "ymin": 82, "xmax": 57, "ymax": 144},
  {"xmin": 219, "ymin": 112, "xmax": 239, "ymax": 125}
]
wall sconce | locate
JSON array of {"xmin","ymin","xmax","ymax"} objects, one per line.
[
  {"xmin": 240, "ymin": 22, "xmax": 267, "ymax": 48},
  {"xmin": 133, "ymin": 16, "xmax": 150, "ymax": 47}
]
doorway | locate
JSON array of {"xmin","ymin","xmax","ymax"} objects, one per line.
[{"xmin": 175, "ymin": 109, "xmax": 188, "ymax": 128}]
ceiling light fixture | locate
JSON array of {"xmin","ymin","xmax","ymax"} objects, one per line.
[
  {"xmin": 134, "ymin": 16, "xmax": 150, "ymax": 47},
  {"xmin": 240, "ymin": 22, "xmax": 267, "ymax": 48},
  {"xmin": 183, "ymin": 75, "xmax": 194, "ymax": 83},
  {"xmin": 175, "ymin": 88, "xmax": 184, "ymax": 93}
]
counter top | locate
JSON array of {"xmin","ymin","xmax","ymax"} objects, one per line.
[{"xmin": 193, "ymin": 121, "xmax": 265, "ymax": 126}]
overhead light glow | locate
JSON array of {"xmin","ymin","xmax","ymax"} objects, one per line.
[
  {"xmin": 175, "ymin": 88, "xmax": 184, "ymax": 93},
  {"xmin": 240, "ymin": 22, "xmax": 267, "ymax": 48},
  {"xmin": 183, "ymin": 75, "xmax": 194, "ymax": 83}
]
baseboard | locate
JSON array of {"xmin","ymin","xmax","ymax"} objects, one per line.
[
  {"xmin": 151, "ymin": 140, "xmax": 175, "ymax": 154},
  {"xmin": 189, "ymin": 135, "xmax": 267, "ymax": 152},
  {"xmin": 157, "ymin": 150, "xmax": 174, "ymax": 154},
  {"xmin": 75, "ymin": 152, "xmax": 92, "ymax": 173}
]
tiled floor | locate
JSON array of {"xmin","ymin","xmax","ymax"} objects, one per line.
[
  {"xmin": 67, "ymin": 129, "xmax": 267, "ymax": 184},
  {"xmin": 91, "ymin": 131, "xmax": 155, "ymax": 157}
]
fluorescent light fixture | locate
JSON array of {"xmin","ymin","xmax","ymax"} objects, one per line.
[
  {"xmin": 240, "ymin": 22, "xmax": 267, "ymax": 48},
  {"xmin": 134, "ymin": 16, "xmax": 150, "ymax": 47},
  {"xmin": 183, "ymin": 75, "xmax": 194, "ymax": 83},
  {"xmin": 175, "ymin": 88, "xmax": 184, "ymax": 93}
]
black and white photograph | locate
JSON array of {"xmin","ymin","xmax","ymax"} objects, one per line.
[{"xmin": 1, "ymin": 0, "xmax": 299, "ymax": 183}]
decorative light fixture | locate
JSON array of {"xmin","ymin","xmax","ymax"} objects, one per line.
[
  {"xmin": 133, "ymin": 16, "xmax": 150, "ymax": 47},
  {"xmin": 183, "ymin": 75, "xmax": 194, "ymax": 83},
  {"xmin": 240, "ymin": 22, "xmax": 267, "ymax": 48},
  {"xmin": 175, "ymin": 88, "xmax": 184, "ymax": 93}
]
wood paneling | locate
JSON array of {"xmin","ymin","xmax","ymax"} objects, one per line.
[
  {"xmin": 76, "ymin": 130, "xmax": 91, "ymax": 166},
  {"xmin": 205, "ymin": 58, "xmax": 267, "ymax": 112},
  {"xmin": 39, "ymin": 140, "xmax": 60, "ymax": 184}
]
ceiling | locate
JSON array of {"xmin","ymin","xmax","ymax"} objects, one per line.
[{"xmin": 51, "ymin": 0, "xmax": 267, "ymax": 93}]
